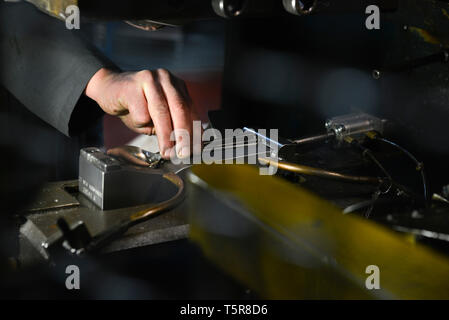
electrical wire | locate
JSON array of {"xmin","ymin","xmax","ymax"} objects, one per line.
[
  {"xmin": 375, "ymin": 137, "xmax": 429, "ymax": 205},
  {"xmin": 344, "ymin": 136, "xmax": 425, "ymax": 216}
]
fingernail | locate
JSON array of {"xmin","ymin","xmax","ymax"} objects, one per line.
[
  {"xmin": 163, "ymin": 149, "xmax": 171, "ymax": 158},
  {"xmin": 177, "ymin": 146, "xmax": 191, "ymax": 159}
]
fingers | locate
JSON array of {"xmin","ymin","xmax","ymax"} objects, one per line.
[
  {"xmin": 175, "ymin": 76, "xmax": 193, "ymax": 107},
  {"xmin": 175, "ymin": 76, "xmax": 200, "ymax": 122},
  {"xmin": 139, "ymin": 70, "xmax": 174, "ymax": 158},
  {"xmin": 119, "ymin": 115, "xmax": 155, "ymax": 135},
  {"xmin": 157, "ymin": 69, "xmax": 193, "ymax": 158},
  {"xmin": 104, "ymin": 69, "xmax": 198, "ymax": 160},
  {"xmin": 125, "ymin": 90, "xmax": 152, "ymax": 128}
]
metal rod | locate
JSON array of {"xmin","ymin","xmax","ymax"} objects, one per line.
[
  {"xmin": 258, "ymin": 157, "xmax": 381, "ymax": 184},
  {"xmin": 291, "ymin": 132, "xmax": 335, "ymax": 145}
]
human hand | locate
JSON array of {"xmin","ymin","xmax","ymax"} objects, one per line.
[{"xmin": 85, "ymin": 68, "xmax": 199, "ymax": 159}]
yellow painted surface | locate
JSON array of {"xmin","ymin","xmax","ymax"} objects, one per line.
[
  {"xmin": 25, "ymin": 0, "xmax": 78, "ymax": 20},
  {"xmin": 189, "ymin": 164, "xmax": 449, "ymax": 299}
]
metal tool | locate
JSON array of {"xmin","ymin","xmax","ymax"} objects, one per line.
[
  {"xmin": 107, "ymin": 145, "xmax": 163, "ymax": 168},
  {"xmin": 290, "ymin": 131, "xmax": 335, "ymax": 145},
  {"xmin": 79, "ymin": 147, "xmax": 177, "ymax": 210},
  {"xmin": 324, "ymin": 113, "xmax": 385, "ymax": 142}
]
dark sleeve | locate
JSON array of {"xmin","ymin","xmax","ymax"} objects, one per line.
[{"xmin": 0, "ymin": 2, "xmax": 116, "ymax": 136}]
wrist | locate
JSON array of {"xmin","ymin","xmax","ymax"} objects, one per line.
[{"xmin": 85, "ymin": 68, "xmax": 114, "ymax": 103}]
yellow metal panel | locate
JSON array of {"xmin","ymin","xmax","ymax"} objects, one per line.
[{"xmin": 189, "ymin": 164, "xmax": 449, "ymax": 299}]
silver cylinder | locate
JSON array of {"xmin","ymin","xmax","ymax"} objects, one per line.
[{"xmin": 212, "ymin": 0, "xmax": 248, "ymax": 18}]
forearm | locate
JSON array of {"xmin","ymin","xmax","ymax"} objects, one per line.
[{"xmin": 0, "ymin": 2, "xmax": 115, "ymax": 136}]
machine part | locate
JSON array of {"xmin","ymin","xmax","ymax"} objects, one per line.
[
  {"xmin": 188, "ymin": 164, "xmax": 449, "ymax": 299},
  {"xmin": 282, "ymin": 0, "xmax": 325, "ymax": 16},
  {"xmin": 282, "ymin": 0, "xmax": 397, "ymax": 16},
  {"xmin": 129, "ymin": 173, "xmax": 184, "ymax": 224},
  {"xmin": 258, "ymin": 157, "xmax": 381, "ymax": 184},
  {"xmin": 56, "ymin": 218, "xmax": 92, "ymax": 255},
  {"xmin": 346, "ymin": 137, "xmax": 394, "ymax": 191},
  {"xmin": 107, "ymin": 145, "xmax": 163, "ymax": 168},
  {"xmin": 347, "ymin": 140, "xmax": 394, "ymax": 217},
  {"xmin": 289, "ymin": 113, "xmax": 386, "ymax": 148},
  {"xmin": 20, "ymin": 179, "xmax": 189, "ymax": 266},
  {"xmin": 79, "ymin": 147, "xmax": 175, "ymax": 210},
  {"xmin": 78, "ymin": 146, "xmax": 185, "ymax": 248},
  {"xmin": 393, "ymin": 226, "xmax": 449, "ymax": 243},
  {"xmin": 346, "ymin": 137, "xmax": 391, "ymax": 181},
  {"xmin": 243, "ymin": 127, "xmax": 285, "ymax": 149},
  {"xmin": 343, "ymin": 134, "xmax": 431, "ymax": 213},
  {"xmin": 74, "ymin": 172, "xmax": 185, "ymax": 254},
  {"xmin": 55, "ymin": 171, "xmax": 184, "ymax": 254},
  {"xmin": 371, "ymin": 136, "xmax": 429, "ymax": 205},
  {"xmin": 325, "ymin": 113, "xmax": 385, "ymax": 142},
  {"xmin": 290, "ymin": 131, "xmax": 335, "ymax": 145},
  {"xmin": 211, "ymin": 0, "xmax": 248, "ymax": 18},
  {"xmin": 361, "ymin": 148, "xmax": 392, "ymax": 184},
  {"xmin": 24, "ymin": 182, "xmax": 79, "ymax": 212}
]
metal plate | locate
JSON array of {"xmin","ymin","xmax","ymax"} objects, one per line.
[{"xmin": 24, "ymin": 182, "xmax": 79, "ymax": 212}]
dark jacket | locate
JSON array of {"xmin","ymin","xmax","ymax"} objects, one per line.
[{"xmin": 0, "ymin": 2, "xmax": 114, "ymax": 181}]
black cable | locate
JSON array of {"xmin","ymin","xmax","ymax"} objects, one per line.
[
  {"xmin": 346, "ymin": 139, "xmax": 393, "ymax": 217},
  {"xmin": 347, "ymin": 137, "xmax": 428, "ymax": 216},
  {"xmin": 347, "ymin": 139, "xmax": 393, "ymax": 189},
  {"xmin": 375, "ymin": 137, "xmax": 429, "ymax": 206},
  {"xmin": 362, "ymin": 149, "xmax": 392, "ymax": 186}
]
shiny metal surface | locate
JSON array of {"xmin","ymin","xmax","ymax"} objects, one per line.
[
  {"xmin": 79, "ymin": 147, "xmax": 169, "ymax": 210},
  {"xmin": 325, "ymin": 113, "xmax": 385, "ymax": 142},
  {"xmin": 107, "ymin": 145, "xmax": 163, "ymax": 168},
  {"xmin": 258, "ymin": 157, "xmax": 381, "ymax": 184},
  {"xmin": 211, "ymin": 0, "xmax": 248, "ymax": 18},
  {"xmin": 282, "ymin": 0, "xmax": 321, "ymax": 16}
]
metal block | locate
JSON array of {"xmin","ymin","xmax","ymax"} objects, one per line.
[{"xmin": 79, "ymin": 148, "xmax": 177, "ymax": 210}]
